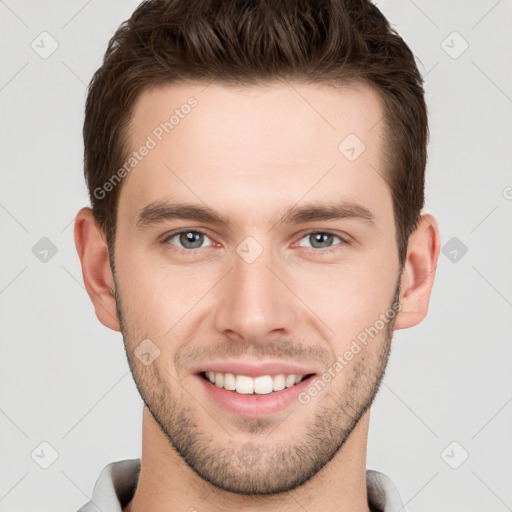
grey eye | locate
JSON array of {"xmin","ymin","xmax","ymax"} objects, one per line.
[
  {"xmin": 299, "ymin": 232, "xmax": 341, "ymax": 249},
  {"xmin": 168, "ymin": 230, "xmax": 213, "ymax": 250}
]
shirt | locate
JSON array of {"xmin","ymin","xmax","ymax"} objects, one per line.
[{"xmin": 77, "ymin": 458, "xmax": 406, "ymax": 512}]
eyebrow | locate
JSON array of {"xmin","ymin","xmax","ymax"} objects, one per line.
[{"xmin": 135, "ymin": 199, "xmax": 375, "ymax": 230}]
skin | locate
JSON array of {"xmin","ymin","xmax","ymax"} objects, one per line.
[{"xmin": 74, "ymin": 81, "xmax": 440, "ymax": 512}]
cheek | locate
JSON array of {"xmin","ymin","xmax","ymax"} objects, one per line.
[
  {"xmin": 115, "ymin": 248, "xmax": 218, "ymax": 337},
  {"xmin": 295, "ymin": 257, "xmax": 398, "ymax": 344}
]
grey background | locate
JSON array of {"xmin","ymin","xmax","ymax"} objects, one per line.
[{"xmin": 1, "ymin": 1, "xmax": 511, "ymax": 511}]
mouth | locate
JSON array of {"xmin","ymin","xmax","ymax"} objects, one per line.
[
  {"xmin": 200, "ymin": 371, "xmax": 315, "ymax": 395},
  {"xmin": 196, "ymin": 368, "xmax": 317, "ymax": 418}
]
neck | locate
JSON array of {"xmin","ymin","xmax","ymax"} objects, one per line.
[{"xmin": 124, "ymin": 406, "xmax": 371, "ymax": 512}]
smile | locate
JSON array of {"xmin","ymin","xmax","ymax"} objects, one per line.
[
  {"xmin": 195, "ymin": 362, "xmax": 318, "ymax": 417},
  {"xmin": 202, "ymin": 371, "xmax": 309, "ymax": 395}
]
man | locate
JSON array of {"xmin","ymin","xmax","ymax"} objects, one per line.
[{"xmin": 74, "ymin": 0, "xmax": 440, "ymax": 511}]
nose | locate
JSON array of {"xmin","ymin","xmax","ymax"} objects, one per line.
[{"xmin": 213, "ymin": 241, "xmax": 298, "ymax": 346}]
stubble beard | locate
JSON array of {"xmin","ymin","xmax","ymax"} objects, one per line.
[{"xmin": 114, "ymin": 277, "xmax": 400, "ymax": 495}]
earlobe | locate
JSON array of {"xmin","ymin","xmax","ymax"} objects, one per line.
[
  {"xmin": 395, "ymin": 214, "xmax": 440, "ymax": 330},
  {"xmin": 74, "ymin": 207, "xmax": 121, "ymax": 332}
]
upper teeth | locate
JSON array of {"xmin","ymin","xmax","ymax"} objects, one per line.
[{"xmin": 205, "ymin": 372, "xmax": 304, "ymax": 394}]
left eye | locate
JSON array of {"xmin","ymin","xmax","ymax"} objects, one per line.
[
  {"xmin": 166, "ymin": 230, "xmax": 214, "ymax": 250},
  {"xmin": 297, "ymin": 232, "xmax": 344, "ymax": 249}
]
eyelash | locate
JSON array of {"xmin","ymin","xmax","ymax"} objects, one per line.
[{"xmin": 161, "ymin": 229, "xmax": 349, "ymax": 256}]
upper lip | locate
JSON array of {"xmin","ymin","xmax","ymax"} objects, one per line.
[{"xmin": 193, "ymin": 360, "xmax": 318, "ymax": 378}]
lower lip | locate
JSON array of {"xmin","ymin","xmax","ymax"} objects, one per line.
[{"xmin": 197, "ymin": 374, "xmax": 314, "ymax": 418}]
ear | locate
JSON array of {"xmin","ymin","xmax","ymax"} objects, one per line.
[
  {"xmin": 74, "ymin": 207, "xmax": 121, "ymax": 332},
  {"xmin": 395, "ymin": 213, "xmax": 440, "ymax": 330}
]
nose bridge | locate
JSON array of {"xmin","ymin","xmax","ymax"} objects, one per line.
[{"xmin": 214, "ymin": 239, "xmax": 295, "ymax": 343}]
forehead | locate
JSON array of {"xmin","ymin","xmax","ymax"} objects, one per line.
[
  {"xmin": 127, "ymin": 80, "xmax": 385, "ymax": 157},
  {"xmin": 119, "ymin": 81, "xmax": 390, "ymax": 227}
]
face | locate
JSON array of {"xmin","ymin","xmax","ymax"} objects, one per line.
[{"xmin": 112, "ymin": 81, "xmax": 402, "ymax": 494}]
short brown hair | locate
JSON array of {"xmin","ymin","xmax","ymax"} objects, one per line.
[{"xmin": 83, "ymin": 0, "xmax": 428, "ymax": 265}]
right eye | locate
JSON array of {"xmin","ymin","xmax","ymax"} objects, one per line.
[{"xmin": 163, "ymin": 229, "xmax": 215, "ymax": 251}]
